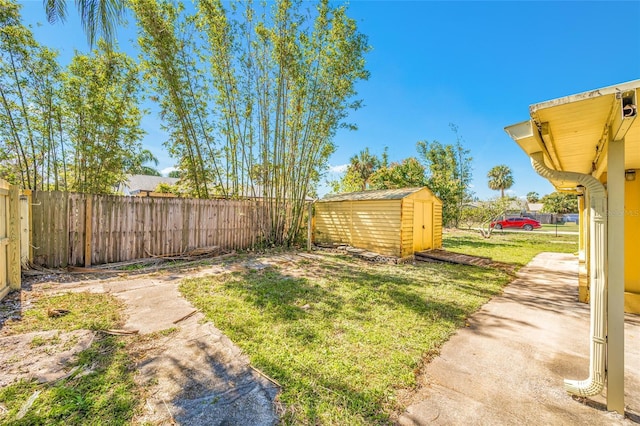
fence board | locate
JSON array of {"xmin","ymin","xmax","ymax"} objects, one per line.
[{"xmin": 31, "ymin": 191, "xmax": 268, "ymax": 267}]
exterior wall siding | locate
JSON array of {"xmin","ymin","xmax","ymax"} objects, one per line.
[
  {"xmin": 625, "ymin": 176, "xmax": 640, "ymax": 313},
  {"xmin": 314, "ymin": 202, "xmax": 352, "ymax": 244}
]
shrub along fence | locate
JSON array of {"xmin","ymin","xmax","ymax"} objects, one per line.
[{"xmin": 31, "ymin": 191, "xmax": 268, "ymax": 268}]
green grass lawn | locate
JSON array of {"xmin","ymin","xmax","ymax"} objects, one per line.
[
  {"xmin": 541, "ymin": 223, "xmax": 580, "ymax": 233},
  {"xmin": 181, "ymin": 254, "xmax": 512, "ymax": 424},
  {"xmin": 443, "ymin": 228, "xmax": 578, "ymax": 266}
]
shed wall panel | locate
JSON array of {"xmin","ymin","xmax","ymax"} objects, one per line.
[
  {"xmin": 401, "ymin": 199, "xmax": 415, "ymax": 258},
  {"xmin": 314, "ymin": 187, "xmax": 443, "ymax": 258},
  {"xmin": 315, "ymin": 202, "xmax": 352, "ymax": 244},
  {"xmin": 315, "ymin": 200, "xmax": 403, "ymax": 256}
]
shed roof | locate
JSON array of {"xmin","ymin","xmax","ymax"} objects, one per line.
[{"xmin": 318, "ymin": 187, "xmax": 427, "ymax": 202}]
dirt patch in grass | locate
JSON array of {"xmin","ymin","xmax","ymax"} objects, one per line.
[
  {"xmin": 0, "ymin": 287, "xmax": 139, "ymax": 424},
  {"xmin": 0, "ymin": 329, "xmax": 96, "ymax": 387}
]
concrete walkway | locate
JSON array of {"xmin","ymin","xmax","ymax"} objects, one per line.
[
  {"xmin": 399, "ymin": 252, "xmax": 640, "ymax": 425},
  {"xmin": 39, "ymin": 264, "xmax": 281, "ymax": 425}
]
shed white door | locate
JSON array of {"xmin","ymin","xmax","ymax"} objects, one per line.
[{"xmin": 413, "ymin": 201, "xmax": 433, "ymax": 252}]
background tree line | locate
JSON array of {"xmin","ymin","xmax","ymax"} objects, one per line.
[{"xmin": 330, "ymin": 123, "xmax": 474, "ymax": 227}]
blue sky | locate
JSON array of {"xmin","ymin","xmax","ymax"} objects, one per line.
[{"xmin": 18, "ymin": 0, "xmax": 640, "ymax": 199}]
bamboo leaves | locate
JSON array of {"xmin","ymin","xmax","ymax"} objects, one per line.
[
  {"xmin": 132, "ymin": 0, "xmax": 368, "ymax": 244},
  {"xmin": 0, "ymin": 1, "xmax": 64, "ymax": 189},
  {"xmin": 132, "ymin": 0, "xmax": 219, "ymax": 199},
  {"xmin": 0, "ymin": 0, "xmax": 146, "ymax": 193},
  {"xmin": 61, "ymin": 41, "xmax": 145, "ymax": 194}
]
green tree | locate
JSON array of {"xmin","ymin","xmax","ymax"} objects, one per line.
[
  {"xmin": 126, "ymin": 149, "xmax": 161, "ymax": 176},
  {"xmin": 541, "ymin": 192, "xmax": 578, "ymax": 214},
  {"xmin": 154, "ymin": 182, "xmax": 180, "ymax": 195},
  {"xmin": 487, "ymin": 164, "xmax": 514, "ymax": 198},
  {"xmin": 369, "ymin": 157, "xmax": 427, "ymax": 189},
  {"xmin": 61, "ymin": 41, "xmax": 145, "ymax": 194},
  {"xmin": 0, "ymin": 1, "xmax": 147, "ymax": 192},
  {"xmin": 526, "ymin": 191, "xmax": 540, "ymax": 203},
  {"xmin": 417, "ymin": 126, "xmax": 473, "ymax": 227},
  {"xmin": 329, "ymin": 166, "xmax": 366, "ymax": 194},
  {"xmin": 43, "ymin": 0, "xmax": 125, "ymax": 47},
  {"xmin": 204, "ymin": 0, "xmax": 368, "ymax": 245},
  {"xmin": 131, "ymin": 0, "xmax": 220, "ymax": 198},
  {"xmin": 168, "ymin": 169, "xmax": 181, "ymax": 178},
  {"xmin": 329, "ymin": 148, "xmax": 387, "ymax": 193}
]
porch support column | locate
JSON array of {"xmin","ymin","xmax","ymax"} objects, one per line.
[{"xmin": 607, "ymin": 136, "xmax": 625, "ymax": 414}]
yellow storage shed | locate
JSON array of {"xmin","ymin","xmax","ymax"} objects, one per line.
[{"xmin": 314, "ymin": 187, "xmax": 442, "ymax": 258}]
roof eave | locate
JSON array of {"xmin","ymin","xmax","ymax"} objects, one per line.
[{"xmin": 505, "ymin": 80, "xmax": 640, "ymax": 192}]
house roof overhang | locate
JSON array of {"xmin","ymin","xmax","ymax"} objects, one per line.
[{"xmin": 505, "ymin": 80, "xmax": 640, "ymax": 192}]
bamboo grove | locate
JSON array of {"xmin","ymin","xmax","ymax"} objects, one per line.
[
  {"xmin": 0, "ymin": 0, "xmax": 147, "ymax": 193},
  {"xmin": 131, "ymin": 0, "xmax": 369, "ymax": 245},
  {"xmin": 0, "ymin": 0, "xmax": 369, "ymax": 246}
]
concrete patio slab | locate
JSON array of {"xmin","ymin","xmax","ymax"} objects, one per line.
[{"xmin": 399, "ymin": 252, "xmax": 640, "ymax": 425}]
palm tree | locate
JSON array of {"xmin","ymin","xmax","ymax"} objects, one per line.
[
  {"xmin": 349, "ymin": 148, "xmax": 381, "ymax": 191},
  {"xmin": 126, "ymin": 149, "xmax": 161, "ymax": 176},
  {"xmin": 526, "ymin": 191, "xmax": 540, "ymax": 203},
  {"xmin": 487, "ymin": 164, "xmax": 514, "ymax": 198},
  {"xmin": 44, "ymin": 0, "xmax": 125, "ymax": 47}
]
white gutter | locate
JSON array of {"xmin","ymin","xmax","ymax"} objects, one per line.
[{"xmin": 530, "ymin": 152, "xmax": 607, "ymax": 397}]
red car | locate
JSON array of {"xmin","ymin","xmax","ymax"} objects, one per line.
[{"xmin": 491, "ymin": 217, "xmax": 541, "ymax": 231}]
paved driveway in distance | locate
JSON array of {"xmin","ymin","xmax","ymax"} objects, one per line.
[{"xmin": 399, "ymin": 252, "xmax": 640, "ymax": 425}]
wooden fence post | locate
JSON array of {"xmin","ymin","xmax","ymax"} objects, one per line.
[
  {"xmin": 8, "ymin": 186, "xmax": 20, "ymax": 290},
  {"xmin": 85, "ymin": 196, "xmax": 92, "ymax": 267},
  {"xmin": 19, "ymin": 190, "xmax": 31, "ymax": 266},
  {"xmin": 307, "ymin": 201, "xmax": 313, "ymax": 252}
]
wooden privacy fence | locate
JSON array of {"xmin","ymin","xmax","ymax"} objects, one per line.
[
  {"xmin": 31, "ymin": 191, "xmax": 267, "ymax": 268},
  {"xmin": 0, "ymin": 179, "xmax": 20, "ymax": 300}
]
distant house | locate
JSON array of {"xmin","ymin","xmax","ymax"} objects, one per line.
[
  {"xmin": 115, "ymin": 175, "xmax": 179, "ymax": 196},
  {"xmin": 523, "ymin": 202, "xmax": 557, "ymax": 224},
  {"xmin": 506, "ymin": 199, "xmax": 527, "ymax": 214},
  {"xmin": 527, "ymin": 202, "xmax": 543, "ymax": 213}
]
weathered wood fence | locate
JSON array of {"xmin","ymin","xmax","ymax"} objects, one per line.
[
  {"xmin": 31, "ymin": 191, "xmax": 268, "ymax": 268},
  {"xmin": 0, "ymin": 179, "xmax": 20, "ymax": 300}
]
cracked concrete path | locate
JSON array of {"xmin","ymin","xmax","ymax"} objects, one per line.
[
  {"xmin": 399, "ymin": 252, "xmax": 640, "ymax": 425},
  {"xmin": 49, "ymin": 263, "xmax": 281, "ymax": 425}
]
